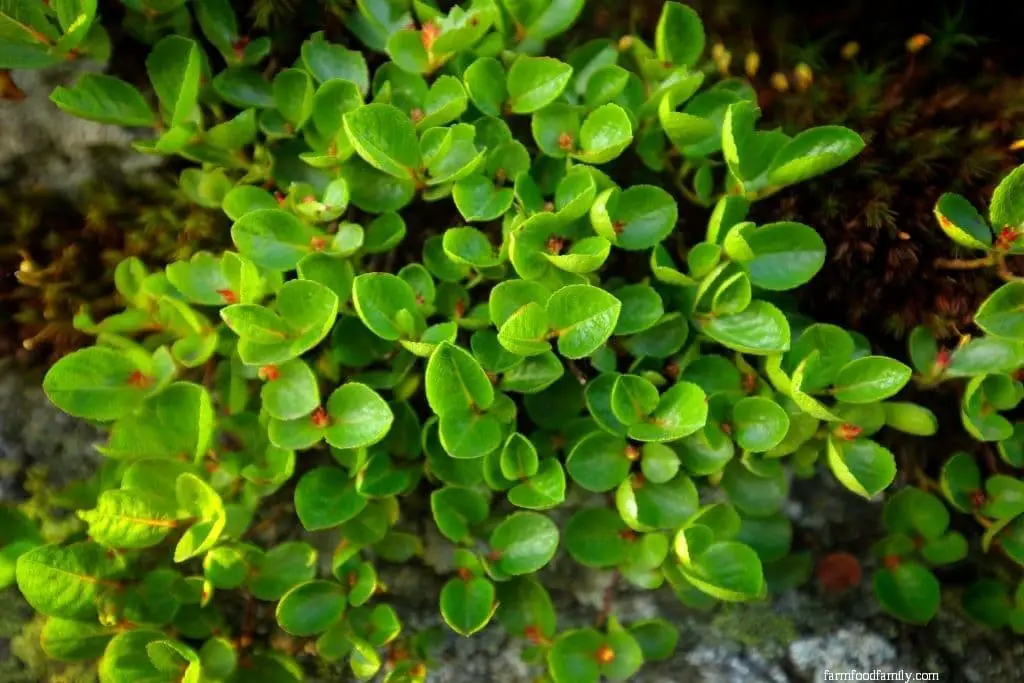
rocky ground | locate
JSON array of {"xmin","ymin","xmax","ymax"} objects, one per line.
[{"xmin": 1, "ymin": 361, "xmax": 1022, "ymax": 682}]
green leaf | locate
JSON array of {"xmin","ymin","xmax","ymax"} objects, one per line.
[
  {"xmin": 827, "ymin": 437, "xmax": 896, "ymax": 498},
  {"xmin": 655, "ymin": 2, "xmax": 705, "ymax": 67},
  {"xmin": 883, "ymin": 402, "xmax": 938, "ymax": 436},
  {"xmin": 295, "ymin": 467, "xmax": 367, "ymax": 531},
  {"xmin": 43, "ymin": 347, "xmax": 151, "ymax": 422},
  {"xmin": 766, "ymin": 127, "xmax": 865, "ymax": 188},
  {"xmin": 832, "ymin": 356, "xmax": 911, "ymax": 404},
  {"xmin": 507, "ymin": 56, "xmax": 573, "ymax": 113},
  {"xmin": 873, "ymin": 562, "xmax": 941, "ymax": 624},
  {"xmin": 627, "ymin": 382, "xmax": 708, "ymax": 442},
  {"xmin": 508, "ymin": 458, "xmax": 566, "ymax": 510},
  {"xmin": 733, "ymin": 222, "xmax": 826, "ymax": 291},
  {"xmin": 97, "ymin": 630, "xmax": 166, "ymax": 683},
  {"xmin": 426, "ymin": 342, "xmax": 495, "ymax": 416},
  {"xmin": 990, "ymin": 165, "xmax": 1024, "ymax": 232},
  {"xmin": 439, "ymin": 410, "xmax": 503, "ymax": 459},
  {"xmin": 883, "ymin": 488, "xmax": 949, "ymax": 540},
  {"xmin": 231, "ymin": 208, "xmax": 323, "ymax": 271},
  {"xmin": 16, "ymin": 543, "xmax": 119, "ymax": 620},
  {"xmin": 498, "ymin": 302, "xmax": 551, "ymax": 356},
  {"xmin": 213, "ymin": 67, "xmax": 274, "ymax": 108},
  {"xmin": 975, "ymin": 282, "xmax": 1024, "ymax": 340},
  {"xmin": 248, "ymin": 541, "xmax": 318, "ymax": 601},
  {"xmin": 591, "ymin": 185, "xmax": 678, "ymax": 251},
  {"xmin": 443, "ymin": 226, "xmax": 500, "ymax": 268},
  {"xmin": 617, "ymin": 473, "xmax": 699, "ymax": 531},
  {"xmin": 946, "ymin": 337, "xmax": 1024, "ymax": 377},
  {"xmin": 323, "ymin": 383, "xmax": 393, "ymax": 449},
  {"xmin": 613, "ymin": 285, "xmax": 664, "ymax": 336},
  {"xmin": 102, "ymin": 382, "xmax": 213, "ymax": 461},
  {"xmin": 440, "ymin": 577, "xmax": 496, "ymax": 636},
  {"xmin": 489, "ymin": 512, "xmax": 559, "ymax": 575},
  {"xmin": 50, "ymin": 74, "xmax": 156, "ymax": 127},
  {"xmin": 575, "ymin": 104, "xmax": 632, "ymax": 164},
  {"xmin": 301, "ymin": 32, "xmax": 369, "ymax": 92},
  {"xmin": 681, "ymin": 541, "xmax": 765, "ymax": 601},
  {"xmin": 464, "ymin": 56, "xmax": 506, "ymax": 117},
  {"xmin": 720, "ymin": 460, "xmax": 788, "ymax": 516},
  {"xmin": 274, "ymin": 68, "xmax": 314, "ymax": 128},
  {"xmin": 277, "ymin": 580, "xmax": 346, "ymax": 636},
  {"xmin": 41, "ymin": 617, "xmax": 115, "ymax": 662},
  {"xmin": 431, "ymin": 487, "xmax": 489, "ymax": 543},
  {"xmin": 353, "ymin": 272, "xmax": 421, "ymax": 341},
  {"xmin": 146, "ymin": 35, "xmax": 201, "ymax": 127},
  {"xmin": 547, "ymin": 284, "xmax": 621, "ymax": 359},
  {"xmin": 344, "ymin": 103, "xmax": 420, "ymax": 179},
  {"xmin": 564, "ymin": 507, "xmax": 631, "ymax": 568},
  {"xmin": 548, "ymin": 629, "xmax": 602, "ymax": 683},
  {"xmin": 611, "ymin": 374, "xmax": 659, "ymax": 425},
  {"xmin": 78, "ymin": 490, "xmax": 178, "ymax": 549},
  {"xmin": 501, "ymin": 432, "xmax": 540, "ymax": 479},
  {"xmin": 453, "ymin": 175, "xmax": 515, "ymax": 222},
  {"xmin": 934, "ymin": 193, "xmax": 992, "ymax": 250},
  {"xmin": 731, "ymin": 397, "xmax": 790, "ymax": 452},
  {"xmin": 260, "ymin": 359, "xmax": 319, "ymax": 420},
  {"xmin": 628, "ymin": 619, "xmax": 678, "ymax": 663}
]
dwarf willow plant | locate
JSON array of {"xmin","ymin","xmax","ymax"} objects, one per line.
[
  {"xmin": 0, "ymin": 1, "xmax": 937, "ymax": 681},
  {"xmin": 868, "ymin": 164, "xmax": 1024, "ymax": 630}
]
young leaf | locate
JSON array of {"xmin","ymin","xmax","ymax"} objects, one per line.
[
  {"xmin": 344, "ymin": 103, "xmax": 420, "ymax": 179},
  {"xmin": 78, "ymin": 490, "xmax": 178, "ymax": 549},
  {"xmin": 564, "ymin": 507, "xmax": 632, "ymax": 568},
  {"xmin": 353, "ymin": 272, "xmax": 421, "ymax": 341},
  {"xmin": 440, "ymin": 576, "xmax": 497, "ymax": 636},
  {"xmin": 591, "ymin": 185, "xmax": 678, "ymax": 251},
  {"xmin": 16, "ymin": 543, "xmax": 119, "ymax": 620},
  {"xmin": 489, "ymin": 512, "xmax": 559, "ymax": 576},
  {"xmin": 655, "ymin": 2, "xmax": 705, "ymax": 68},
  {"xmin": 547, "ymin": 284, "xmax": 621, "ymax": 359},
  {"xmin": 295, "ymin": 467, "xmax": 367, "ymax": 531},
  {"xmin": 766, "ymin": 127, "xmax": 865, "ymax": 188},
  {"xmin": 975, "ymin": 282, "xmax": 1024, "ymax": 340},
  {"xmin": 832, "ymin": 356, "xmax": 912, "ymax": 404},
  {"xmin": 323, "ymin": 383, "xmax": 394, "ymax": 450},
  {"xmin": 146, "ymin": 36, "xmax": 202, "ymax": 127},
  {"xmin": 425, "ymin": 342, "xmax": 495, "ymax": 416},
  {"xmin": 507, "ymin": 56, "xmax": 573, "ymax": 113},
  {"xmin": 50, "ymin": 74, "xmax": 156, "ymax": 127},
  {"xmin": 934, "ymin": 193, "xmax": 992, "ymax": 250},
  {"xmin": 43, "ymin": 347, "xmax": 152, "ymax": 422},
  {"xmin": 276, "ymin": 580, "xmax": 346, "ymax": 636},
  {"xmin": 826, "ymin": 437, "xmax": 896, "ymax": 498}
]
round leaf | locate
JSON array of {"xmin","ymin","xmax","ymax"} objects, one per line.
[
  {"xmin": 276, "ymin": 580, "xmax": 346, "ymax": 636},
  {"xmin": 547, "ymin": 284, "xmax": 621, "ymax": 359},
  {"xmin": 440, "ymin": 577, "xmax": 497, "ymax": 637},
  {"xmin": 489, "ymin": 512, "xmax": 559, "ymax": 576},
  {"xmin": 832, "ymin": 356, "xmax": 912, "ymax": 404}
]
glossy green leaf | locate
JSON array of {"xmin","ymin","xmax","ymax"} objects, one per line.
[
  {"xmin": 276, "ymin": 580, "xmax": 346, "ymax": 636},
  {"xmin": 344, "ymin": 103, "xmax": 420, "ymax": 179},
  {"xmin": 507, "ymin": 56, "xmax": 573, "ymax": 113},
  {"xmin": 146, "ymin": 36, "xmax": 201, "ymax": 127},
  {"xmin": 655, "ymin": 3, "xmax": 705, "ymax": 68},
  {"xmin": 440, "ymin": 576, "xmax": 496, "ymax": 637},
  {"xmin": 832, "ymin": 356, "xmax": 912, "ymax": 404},
  {"xmin": 489, "ymin": 512, "xmax": 559, "ymax": 576},
  {"xmin": 547, "ymin": 284, "xmax": 621, "ymax": 359},
  {"xmin": 767, "ymin": 127, "xmax": 865, "ymax": 188}
]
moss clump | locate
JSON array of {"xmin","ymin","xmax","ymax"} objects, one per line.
[{"xmin": 0, "ymin": 178, "xmax": 227, "ymax": 365}]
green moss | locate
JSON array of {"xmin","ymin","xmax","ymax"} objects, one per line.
[{"xmin": 712, "ymin": 603, "xmax": 799, "ymax": 653}]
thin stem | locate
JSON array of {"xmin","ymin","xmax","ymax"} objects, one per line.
[{"xmin": 934, "ymin": 255, "xmax": 995, "ymax": 270}]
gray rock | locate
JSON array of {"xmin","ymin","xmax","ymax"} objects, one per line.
[
  {"xmin": 0, "ymin": 65, "xmax": 160, "ymax": 195},
  {"xmin": 0, "ymin": 361, "xmax": 100, "ymax": 503}
]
